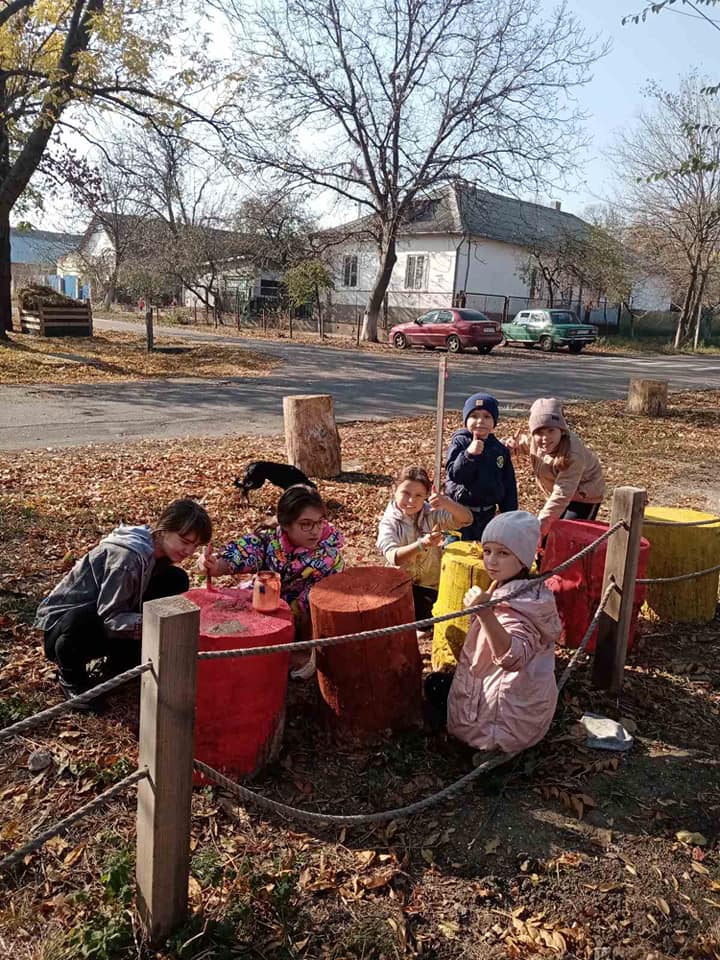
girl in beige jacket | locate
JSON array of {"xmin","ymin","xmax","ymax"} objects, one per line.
[{"xmin": 507, "ymin": 398, "xmax": 605, "ymax": 537}]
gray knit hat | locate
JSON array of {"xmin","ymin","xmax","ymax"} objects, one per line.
[
  {"xmin": 528, "ymin": 397, "xmax": 569, "ymax": 434},
  {"xmin": 481, "ymin": 510, "xmax": 541, "ymax": 571}
]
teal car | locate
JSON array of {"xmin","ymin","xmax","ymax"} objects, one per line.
[{"xmin": 501, "ymin": 309, "xmax": 597, "ymax": 353}]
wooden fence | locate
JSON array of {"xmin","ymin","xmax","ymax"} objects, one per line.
[{"xmin": 20, "ymin": 301, "xmax": 93, "ymax": 337}]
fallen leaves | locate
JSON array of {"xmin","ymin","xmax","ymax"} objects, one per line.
[
  {"xmin": 677, "ymin": 830, "xmax": 708, "ymax": 846},
  {"xmin": 540, "ymin": 785, "xmax": 596, "ymax": 819}
]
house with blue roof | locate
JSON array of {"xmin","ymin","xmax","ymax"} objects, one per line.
[{"xmin": 10, "ymin": 227, "xmax": 83, "ymax": 298}]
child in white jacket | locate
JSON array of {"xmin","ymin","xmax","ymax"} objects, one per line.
[{"xmin": 377, "ymin": 466, "xmax": 472, "ymax": 623}]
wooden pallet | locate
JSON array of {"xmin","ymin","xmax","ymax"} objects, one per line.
[{"xmin": 20, "ymin": 301, "xmax": 93, "ymax": 337}]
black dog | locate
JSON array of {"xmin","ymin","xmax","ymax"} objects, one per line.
[{"xmin": 234, "ymin": 461, "xmax": 317, "ymax": 503}]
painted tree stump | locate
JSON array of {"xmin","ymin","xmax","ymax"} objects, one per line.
[
  {"xmin": 626, "ymin": 379, "xmax": 668, "ymax": 416},
  {"xmin": 642, "ymin": 507, "xmax": 720, "ymax": 622},
  {"xmin": 309, "ymin": 566, "xmax": 422, "ymax": 736},
  {"xmin": 283, "ymin": 394, "xmax": 342, "ymax": 478},
  {"xmin": 186, "ymin": 587, "xmax": 294, "ymax": 781},
  {"xmin": 432, "ymin": 541, "xmax": 493, "ymax": 670}
]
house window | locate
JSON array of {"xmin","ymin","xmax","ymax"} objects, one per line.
[
  {"xmin": 342, "ymin": 254, "xmax": 358, "ymax": 287},
  {"xmin": 404, "ymin": 254, "xmax": 427, "ymax": 290}
]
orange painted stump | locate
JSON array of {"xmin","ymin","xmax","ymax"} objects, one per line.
[
  {"xmin": 186, "ymin": 587, "xmax": 294, "ymax": 782},
  {"xmin": 309, "ymin": 566, "xmax": 422, "ymax": 736}
]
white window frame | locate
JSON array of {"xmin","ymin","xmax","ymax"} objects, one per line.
[
  {"xmin": 342, "ymin": 254, "xmax": 358, "ymax": 288},
  {"xmin": 404, "ymin": 254, "xmax": 427, "ymax": 291}
]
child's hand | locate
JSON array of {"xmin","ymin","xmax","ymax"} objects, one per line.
[
  {"xmin": 428, "ymin": 492, "xmax": 454, "ymax": 513},
  {"xmin": 420, "ymin": 530, "xmax": 445, "ymax": 549},
  {"xmin": 464, "ymin": 581, "xmax": 497, "ymax": 614},
  {"xmin": 197, "ymin": 547, "xmax": 230, "ymax": 578},
  {"xmin": 467, "ymin": 436, "xmax": 485, "ymax": 456},
  {"xmin": 503, "ymin": 429, "xmax": 526, "ymax": 454},
  {"xmin": 540, "ymin": 516, "xmax": 555, "ymax": 538}
]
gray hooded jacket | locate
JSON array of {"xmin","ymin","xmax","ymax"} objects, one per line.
[{"xmin": 34, "ymin": 524, "xmax": 156, "ymax": 635}]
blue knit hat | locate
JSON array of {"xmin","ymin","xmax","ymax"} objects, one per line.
[{"xmin": 462, "ymin": 392, "xmax": 499, "ymax": 427}]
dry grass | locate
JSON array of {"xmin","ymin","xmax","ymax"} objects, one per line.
[
  {"xmin": 0, "ymin": 330, "xmax": 277, "ymax": 384},
  {"xmin": 0, "ymin": 393, "xmax": 719, "ymax": 959}
]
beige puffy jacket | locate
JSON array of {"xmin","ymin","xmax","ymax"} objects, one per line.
[{"xmin": 515, "ymin": 429, "xmax": 605, "ymax": 521}]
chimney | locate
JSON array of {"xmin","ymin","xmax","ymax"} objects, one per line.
[{"xmin": 553, "ymin": 200, "xmax": 562, "ymax": 211}]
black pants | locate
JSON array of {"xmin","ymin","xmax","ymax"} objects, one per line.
[
  {"xmin": 44, "ymin": 562, "xmax": 189, "ymax": 682},
  {"xmin": 423, "ymin": 670, "xmax": 454, "ymax": 729},
  {"xmin": 412, "ymin": 584, "xmax": 438, "ymax": 624},
  {"xmin": 561, "ymin": 501, "xmax": 600, "ymax": 522}
]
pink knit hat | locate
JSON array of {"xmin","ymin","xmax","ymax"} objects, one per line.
[{"xmin": 528, "ymin": 397, "xmax": 569, "ymax": 434}]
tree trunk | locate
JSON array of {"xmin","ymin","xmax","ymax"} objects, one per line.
[
  {"xmin": 282, "ymin": 394, "xmax": 341, "ymax": 478},
  {"xmin": 675, "ymin": 264, "xmax": 699, "ymax": 349},
  {"xmin": 0, "ymin": 204, "xmax": 11, "ymax": 336},
  {"xmin": 102, "ymin": 269, "xmax": 118, "ymax": 310},
  {"xmin": 361, "ymin": 234, "xmax": 396, "ymax": 342},
  {"xmin": 626, "ymin": 378, "xmax": 668, "ymax": 416}
]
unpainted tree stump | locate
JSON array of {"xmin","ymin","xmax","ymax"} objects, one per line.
[
  {"xmin": 283, "ymin": 394, "xmax": 342, "ymax": 478},
  {"xmin": 309, "ymin": 566, "xmax": 422, "ymax": 736},
  {"xmin": 626, "ymin": 378, "xmax": 668, "ymax": 416}
]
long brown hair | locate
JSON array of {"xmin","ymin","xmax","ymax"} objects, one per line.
[{"xmin": 551, "ymin": 433, "xmax": 572, "ymax": 472}]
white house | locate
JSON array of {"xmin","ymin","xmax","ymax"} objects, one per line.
[{"xmin": 322, "ymin": 183, "xmax": 670, "ymax": 326}]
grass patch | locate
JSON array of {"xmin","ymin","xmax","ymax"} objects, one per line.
[
  {"xmin": 0, "ymin": 329, "xmax": 277, "ymax": 384},
  {"xmin": 590, "ymin": 334, "xmax": 720, "ymax": 355}
]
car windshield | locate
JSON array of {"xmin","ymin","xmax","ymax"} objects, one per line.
[
  {"xmin": 549, "ymin": 312, "xmax": 577, "ymax": 325},
  {"xmin": 456, "ymin": 309, "xmax": 489, "ymax": 322}
]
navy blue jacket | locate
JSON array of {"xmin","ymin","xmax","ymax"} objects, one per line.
[{"xmin": 445, "ymin": 430, "xmax": 518, "ymax": 513}]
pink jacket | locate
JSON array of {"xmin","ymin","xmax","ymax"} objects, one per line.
[{"xmin": 447, "ymin": 579, "xmax": 562, "ymax": 753}]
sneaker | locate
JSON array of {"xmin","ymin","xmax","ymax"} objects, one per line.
[
  {"xmin": 56, "ymin": 672, "xmax": 104, "ymax": 713},
  {"xmin": 289, "ymin": 648, "xmax": 317, "ymax": 681}
]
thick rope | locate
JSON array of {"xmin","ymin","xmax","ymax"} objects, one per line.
[
  {"xmin": 643, "ymin": 517, "xmax": 719, "ymax": 527},
  {"xmin": 195, "ymin": 586, "xmax": 613, "ymax": 827},
  {"xmin": 557, "ymin": 580, "xmax": 616, "ymax": 693},
  {"xmin": 199, "ymin": 521, "xmax": 626, "ymax": 661},
  {"xmin": 0, "ymin": 661, "xmax": 152, "ymax": 745},
  {"xmin": 636, "ymin": 561, "xmax": 720, "ymax": 585},
  {"xmin": 194, "ymin": 753, "xmax": 513, "ymax": 826},
  {"xmin": 0, "ymin": 768, "xmax": 148, "ymax": 874}
]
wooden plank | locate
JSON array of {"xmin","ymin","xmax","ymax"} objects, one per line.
[
  {"xmin": 592, "ymin": 487, "xmax": 647, "ymax": 693},
  {"xmin": 136, "ymin": 595, "xmax": 200, "ymax": 944}
]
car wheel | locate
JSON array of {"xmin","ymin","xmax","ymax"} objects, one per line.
[
  {"xmin": 446, "ymin": 334, "xmax": 463, "ymax": 353},
  {"xmin": 477, "ymin": 345, "xmax": 493, "ymax": 354},
  {"xmin": 568, "ymin": 342, "xmax": 583, "ymax": 354},
  {"xmin": 540, "ymin": 336, "xmax": 554, "ymax": 353},
  {"xmin": 393, "ymin": 332, "xmax": 408, "ymax": 350}
]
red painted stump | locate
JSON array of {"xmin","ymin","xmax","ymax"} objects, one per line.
[
  {"xmin": 185, "ymin": 587, "xmax": 294, "ymax": 781},
  {"xmin": 309, "ymin": 566, "xmax": 422, "ymax": 736}
]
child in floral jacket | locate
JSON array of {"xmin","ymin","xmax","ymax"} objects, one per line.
[{"xmin": 200, "ymin": 485, "xmax": 344, "ymax": 676}]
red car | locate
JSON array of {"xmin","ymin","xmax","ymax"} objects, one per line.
[{"xmin": 389, "ymin": 308, "xmax": 503, "ymax": 354}]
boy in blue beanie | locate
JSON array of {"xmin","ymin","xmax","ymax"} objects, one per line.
[{"xmin": 445, "ymin": 392, "xmax": 518, "ymax": 540}]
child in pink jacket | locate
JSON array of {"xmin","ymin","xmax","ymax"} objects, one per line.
[{"xmin": 434, "ymin": 510, "xmax": 562, "ymax": 753}]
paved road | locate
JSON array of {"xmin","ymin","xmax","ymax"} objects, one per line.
[{"xmin": 1, "ymin": 318, "xmax": 718, "ymax": 451}]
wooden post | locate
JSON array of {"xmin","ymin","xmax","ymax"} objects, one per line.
[
  {"xmin": 592, "ymin": 487, "xmax": 647, "ymax": 693},
  {"xmin": 626, "ymin": 379, "xmax": 668, "ymax": 416},
  {"xmin": 136, "ymin": 596, "xmax": 200, "ymax": 944},
  {"xmin": 434, "ymin": 356, "xmax": 447, "ymax": 491},
  {"xmin": 145, "ymin": 304, "xmax": 154, "ymax": 353}
]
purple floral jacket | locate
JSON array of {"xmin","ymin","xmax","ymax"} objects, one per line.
[{"xmin": 220, "ymin": 523, "xmax": 344, "ymax": 615}]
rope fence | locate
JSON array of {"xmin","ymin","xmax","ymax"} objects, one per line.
[
  {"xmin": 0, "ymin": 768, "xmax": 148, "ymax": 874},
  {"xmin": 194, "ymin": 583, "xmax": 617, "ymax": 827},
  {"xmin": 0, "ymin": 661, "xmax": 152, "ymax": 744},
  {"xmin": 636, "ymin": 561, "xmax": 720, "ymax": 585}
]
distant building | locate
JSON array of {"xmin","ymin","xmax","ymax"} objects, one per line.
[{"xmin": 10, "ymin": 228, "xmax": 83, "ymax": 297}]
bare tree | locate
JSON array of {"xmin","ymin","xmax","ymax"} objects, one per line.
[
  {"xmin": 616, "ymin": 76, "xmax": 720, "ymax": 347},
  {"xmin": 233, "ymin": 189, "xmax": 315, "ymax": 269},
  {"xmin": 222, "ymin": 0, "xmax": 604, "ymax": 340}
]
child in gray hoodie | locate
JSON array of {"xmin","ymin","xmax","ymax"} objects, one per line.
[{"xmin": 35, "ymin": 499, "xmax": 212, "ymax": 705}]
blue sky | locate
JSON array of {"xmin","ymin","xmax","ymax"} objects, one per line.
[{"xmin": 552, "ymin": 0, "xmax": 719, "ymax": 215}]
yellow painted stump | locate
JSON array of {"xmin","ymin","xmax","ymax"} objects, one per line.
[
  {"xmin": 431, "ymin": 541, "xmax": 493, "ymax": 670},
  {"xmin": 642, "ymin": 507, "xmax": 720, "ymax": 623}
]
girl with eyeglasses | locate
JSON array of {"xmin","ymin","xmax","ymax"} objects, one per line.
[{"xmin": 199, "ymin": 485, "xmax": 344, "ymax": 676}]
